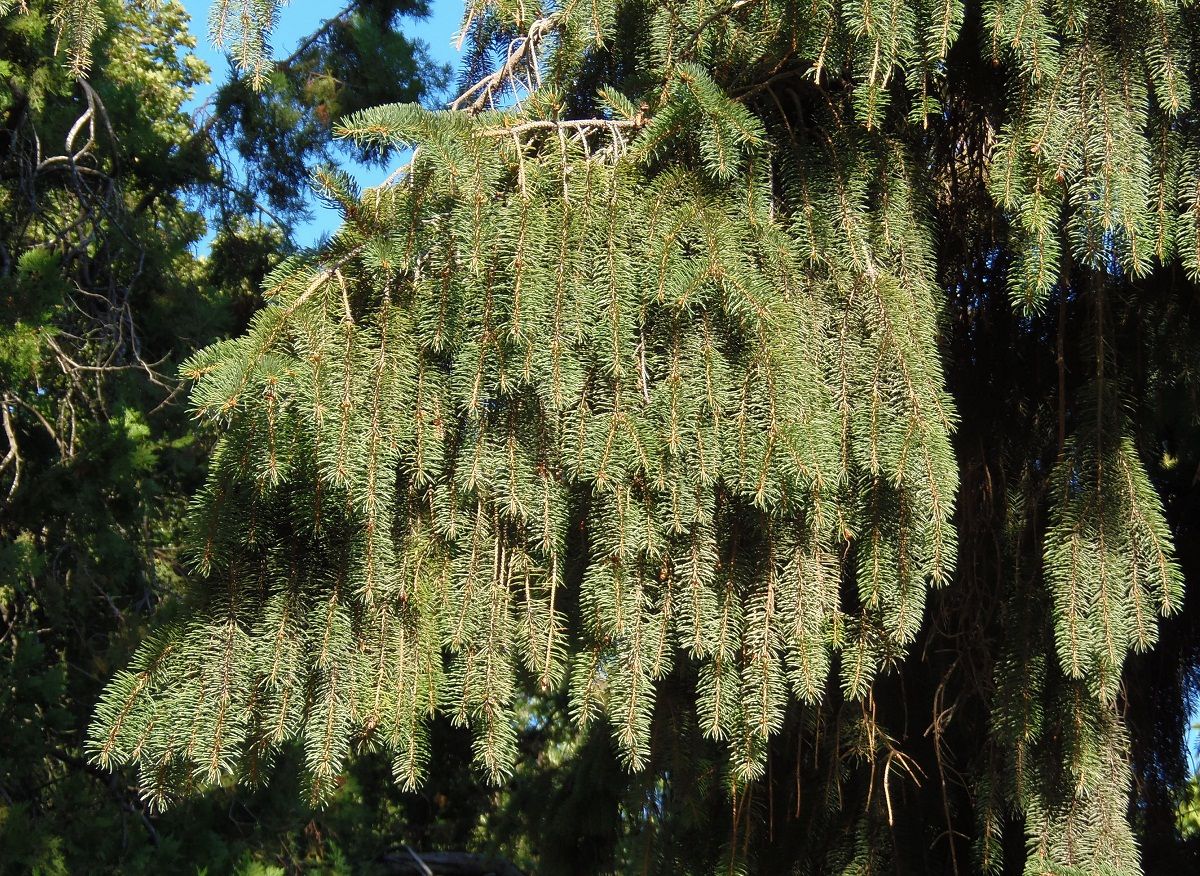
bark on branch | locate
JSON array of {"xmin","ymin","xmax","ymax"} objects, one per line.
[{"xmin": 378, "ymin": 849, "xmax": 526, "ymax": 876}]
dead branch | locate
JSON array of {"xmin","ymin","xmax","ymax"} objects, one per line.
[{"xmin": 450, "ymin": 13, "xmax": 561, "ymax": 113}]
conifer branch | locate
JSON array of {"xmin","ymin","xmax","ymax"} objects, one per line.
[{"xmin": 85, "ymin": 6, "xmax": 1195, "ymax": 870}]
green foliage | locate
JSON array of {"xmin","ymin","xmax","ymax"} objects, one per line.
[
  {"xmin": 207, "ymin": 1, "xmax": 449, "ymax": 225},
  {"xmin": 0, "ymin": 10, "xmax": 225, "ymax": 870},
  {"xmin": 80, "ymin": 2, "xmax": 1200, "ymax": 875},
  {"xmin": 92, "ymin": 92, "xmax": 960, "ymax": 801},
  {"xmin": 209, "ymin": 0, "xmax": 282, "ymax": 88},
  {"xmin": 1179, "ymin": 754, "xmax": 1200, "ymax": 840},
  {"xmin": 0, "ymin": 1, "xmax": 480, "ymax": 871},
  {"xmin": 49, "ymin": 0, "xmax": 105, "ymax": 76},
  {"xmin": 1046, "ymin": 433, "xmax": 1183, "ymax": 698}
]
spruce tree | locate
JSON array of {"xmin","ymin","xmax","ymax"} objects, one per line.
[{"xmin": 85, "ymin": 2, "xmax": 1200, "ymax": 873}]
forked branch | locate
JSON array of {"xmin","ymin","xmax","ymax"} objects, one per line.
[{"xmin": 450, "ymin": 13, "xmax": 561, "ymax": 113}]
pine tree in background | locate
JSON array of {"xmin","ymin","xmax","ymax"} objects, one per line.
[
  {"xmin": 78, "ymin": 1, "xmax": 1200, "ymax": 874},
  {"xmin": 205, "ymin": 0, "xmax": 450, "ymax": 228},
  {"xmin": 0, "ymin": 2, "xmax": 452, "ymax": 872},
  {"xmin": 0, "ymin": 2, "xmax": 237, "ymax": 869}
]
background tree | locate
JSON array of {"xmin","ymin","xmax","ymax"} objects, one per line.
[
  {"xmin": 203, "ymin": 1, "xmax": 449, "ymax": 230},
  {"xmin": 0, "ymin": 2, "xmax": 452, "ymax": 872},
  {"xmin": 1, "ymin": 2, "xmax": 233, "ymax": 869}
]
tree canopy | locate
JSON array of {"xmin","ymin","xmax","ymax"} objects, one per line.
[
  {"xmin": 4, "ymin": 0, "xmax": 1200, "ymax": 874},
  {"xmin": 0, "ymin": 2, "xmax": 450, "ymax": 872}
]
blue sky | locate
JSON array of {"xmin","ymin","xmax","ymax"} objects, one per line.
[{"xmin": 179, "ymin": 0, "xmax": 466, "ymax": 246}]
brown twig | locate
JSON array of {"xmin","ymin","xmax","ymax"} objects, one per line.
[{"xmin": 449, "ymin": 14, "xmax": 561, "ymax": 114}]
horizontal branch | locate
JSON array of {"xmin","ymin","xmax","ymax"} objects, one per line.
[
  {"xmin": 378, "ymin": 849, "xmax": 526, "ymax": 876},
  {"xmin": 479, "ymin": 117, "xmax": 643, "ymax": 138}
]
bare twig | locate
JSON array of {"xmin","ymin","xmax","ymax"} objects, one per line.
[
  {"xmin": 1, "ymin": 401, "xmax": 22, "ymax": 498},
  {"xmin": 404, "ymin": 845, "xmax": 434, "ymax": 876},
  {"xmin": 479, "ymin": 117, "xmax": 642, "ymax": 138},
  {"xmin": 7, "ymin": 393, "xmax": 65, "ymax": 455},
  {"xmin": 274, "ymin": 2, "xmax": 365, "ymax": 71},
  {"xmin": 449, "ymin": 14, "xmax": 561, "ymax": 114}
]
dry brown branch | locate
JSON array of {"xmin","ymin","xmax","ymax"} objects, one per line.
[
  {"xmin": 449, "ymin": 13, "xmax": 561, "ymax": 113},
  {"xmin": 1, "ymin": 401, "xmax": 22, "ymax": 498}
]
